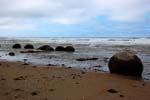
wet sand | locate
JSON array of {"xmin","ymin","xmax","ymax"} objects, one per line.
[{"xmin": 0, "ymin": 61, "xmax": 150, "ymax": 100}]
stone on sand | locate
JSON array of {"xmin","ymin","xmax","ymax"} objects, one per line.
[
  {"xmin": 8, "ymin": 52, "xmax": 15, "ymax": 56},
  {"xmin": 108, "ymin": 51, "xmax": 143, "ymax": 77}
]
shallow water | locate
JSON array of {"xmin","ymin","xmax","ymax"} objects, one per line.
[{"xmin": 0, "ymin": 37, "xmax": 150, "ymax": 79}]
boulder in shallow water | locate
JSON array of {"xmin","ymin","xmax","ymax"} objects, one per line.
[
  {"xmin": 38, "ymin": 45, "xmax": 54, "ymax": 51},
  {"xmin": 12, "ymin": 44, "xmax": 21, "ymax": 49},
  {"xmin": 65, "ymin": 46, "xmax": 75, "ymax": 52},
  {"xmin": 55, "ymin": 46, "xmax": 65, "ymax": 51},
  {"xmin": 108, "ymin": 51, "xmax": 143, "ymax": 77},
  {"xmin": 8, "ymin": 52, "xmax": 15, "ymax": 56},
  {"xmin": 24, "ymin": 44, "xmax": 34, "ymax": 49}
]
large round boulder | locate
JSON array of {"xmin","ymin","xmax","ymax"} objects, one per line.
[
  {"xmin": 108, "ymin": 51, "xmax": 143, "ymax": 77},
  {"xmin": 12, "ymin": 44, "xmax": 21, "ymax": 49},
  {"xmin": 65, "ymin": 46, "xmax": 75, "ymax": 52},
  {"xmin": 24, "ymin": 44, "xmax": 34, "ymax": 49},
  {"xmin": 55, "ymin": 46, "xmax": 65, "ymax": 51},
  {"xmin": 38, "ymin": 45, "xmax": 54, "ymax": 51}
]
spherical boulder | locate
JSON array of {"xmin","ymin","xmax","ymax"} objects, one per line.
[
  {"xmin": 65, "ymin": 46, "xmax": 75, "ymax": 52},
  {"xmin": 38, "ymin": 45, "xmax": 54, "ymax": 51},
  {"xmin": 55, "ymin": 46, "xmax": 65, "ymax": 51},
  {"xmin": 8, "ymin": 52, "xmax": 15, "ymax": 56},
  {"xmin": 24, "ymin": 44, "xmax": 34, "ymax": 49},
  {"xmin": 108, "ymin": 51, "xmax": 143, "ymax": 77},
  {"xmin": 12, "ymin": 44, "xmax": 21, "ymax": 49}
]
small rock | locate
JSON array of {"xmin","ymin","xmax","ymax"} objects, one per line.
[
  {"xmin": 49, "ymin": 89, "xmax": 56, "ymax": 92},
  {"xmin": 76, "ymin": 58, "xmax": 98, "ymax": 61},
  {"xmin": 107, "ymin": 89, "xmax": 118, "ymax": 93},
  {"xmin": 8, "ymin": 52, "xmax": 15, "ymax": 56},
  {"xmin": 72, "ymin": 76, "xmax": 76, "ymax": 79},
  {"xmin": 119, "ymin": 95, "xmax": 124, "ymax": 97},
  {"xmin": 31, "ymin": 92, "xmax": 38, "ymax": 96},
  {"xmin": 81, "ymin": 71, "xmax": 86, "ymax": 74}
]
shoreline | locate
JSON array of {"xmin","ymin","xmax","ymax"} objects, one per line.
[{"xmin": 0, "ymin": 60, "xmax": 150, "ymax": 100}]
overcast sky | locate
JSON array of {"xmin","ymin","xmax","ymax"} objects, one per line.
[{"xmin": 0, "ymin": 0, "xmax": 150, "ymax": 37}]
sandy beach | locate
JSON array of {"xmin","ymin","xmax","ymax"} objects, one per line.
[{"xmin": 0, "ymin": 61, "xmax": 150, "ymax": 100}]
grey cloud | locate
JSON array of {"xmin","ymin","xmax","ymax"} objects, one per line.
[{"xmin": 0, "ymin": 0, "xmax": 149, "ymax": 24}]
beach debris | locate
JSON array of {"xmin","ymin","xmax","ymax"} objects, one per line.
[
  {"xmin": 14, "ymin": 76, "xmax": 26, "ymax": 80},
  {"xmin": 4, "ymin": 92, "xmax": 9, "ymax": 95},
  {"xmin": 38, "ymin": 45, "xmax": 54, "ymax": 51},
  {"xmin": 62, "ymin": 64, "xmax": 65, "ymax": 66},
  {"xmin": 31, "ymin": 91, "xmax": 38, "ymax": 96},
  {"xmin": 71, "ymin": 74, "xmax": 82, "ymax": 79},
  {"xmin": 92, "ymin": 65, "xmax": 102, "ymax": 68},
  {"xmin": 75, "ymin": 82, "xmax": 80, "ymax": 84},
  {"xmin": 119, "ymin": 95, "xmax": 124, "ymax": 97},
  {"xmin": 8, "ymin": 52, "xmax": 15, "ymax": 56},
  {"xmin": 12, "ymin": 43, "xmax": 21, "ymax": 49},
  {"xmin": 24, "ymin": 44, "xmax": 34, "ymax": 49},
  {"xmin": 1, "ymin": 78, "xmax": 6, "ymax": 80},
  {"xmin": 32, "ymin": 66, "xmax": 37, "ymax": 68},
  {"xmin": 72, "ymin": 76, "xmax": 76, "ymax": 79},
  {"xmin": 108, "ymin": 51, "xmax": 143, "ymax": 77},
  {"xmin": 47, "ymin": 64, "xmax": 57, "ymax": 66},
  {"xmin": 49, "ymin": 89, "xmax": 56, "ymax": 92},
  {"xmin": 67, "ymin": 67, "xmax": 72, "ymax": 69},
  {"xmin": 55, "ymin": 46, "xmax": 65, "ymax": 51},
  {"xmin": 14, "ymin": 88, "xmax": 24, "ymax": 92},
  {"xmin": 107, "ymin": 89, "xmax": 118, "ymax": 93},
  {"xmin": 81, "ymin": 71, "xmax": 86, "ymax": 74},
  {"xmin": 76, "ymin": 57, "xmax": 98, "ymax": 61},
  {"xmin": 64, "ymin": 46, "xmax": 75, "ymax": 52}
]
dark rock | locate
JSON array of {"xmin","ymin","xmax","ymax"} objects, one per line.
[
  {"xmin": 12, "ymin": 44, "xmax": 21, "ymax": 49},
  {"xmin": 13, "ymin": 76, "xmax": 26, "ymax": 80},
  {"xmin": 14, "ymin": 88, "xmax": 24, "ymax": 92},
  {"xmin": 49, "ymin": 89, "xmax": 56, "ymax": 92},
  {"xmin": 108, "ymin": 51, "xmax": 143, "ymax": 77},
  {"xmin": 65, "ymin": 46, "xmax": 75, "ymax": 52},
  {"xmin": 75, "ymin": 82, "xmax": 80, "ymax": 84},
  {"xmin": 8, "ymin": 52, "xmax": 15, "ymax": 56},
  {"xmin": 24, "ymin": 44, "xmax": 34, "ymax": 49},
  {"xmin": 38, "ymin": 45, "xmax": 54, "ymax": 51},
  {"xmin": 55, "ymin": 46, "xmax": 65, "ymax": 51},
  {"xmin": 107, "ymin": 89, "xmax": 118, "ymax": 93},
  {"xmin": 81, "ymin": 71, "xmax": 86, "ymax": 74},
  {"xmin": 23, "ymin": 63, "xmax": 29, "ymax": 65},
  {"xmin": 93, "ymin": 65, "xmax": 102, "ymax": 68},
  {"xmin": 119, "ymin": 95, "xmax": 124, "ymax": 97},
  {"xmin": 1, "ymin": 78, "xmax": 6, "ymax": 80},
  {"xmin": 68, "ymin": 67, "xmax": 72, "ymax": 69},
  {"xmin": 76, "ymin": 58, "xmax": 98, "ymax": 61},
  {"xmin": 47, "ymin": 64, "xmax": 57, "ymax": 66},
  {"xmin": 31, "ymin": 92, "xmax": 37, "ymax": 96}
]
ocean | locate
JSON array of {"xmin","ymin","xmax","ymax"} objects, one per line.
[{"xmin": 0, "ymin": 37, "xmax": 150, "ymax": 79}]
